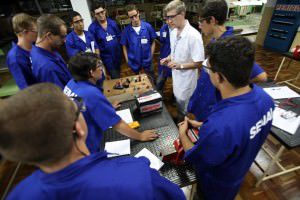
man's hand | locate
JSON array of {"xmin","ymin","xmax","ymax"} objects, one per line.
[
  {"xmin": 178, "ymin": 119, "xmax": 188, "ymax": 137},
  {"xmin": 139, "ymin": 130, "xmax": 159, "ymax": 141},
  {"xmin": 167, "ymin": 61, "xmax": 180, "ymax": 69},
  {"xmin": 177, "ymin": 118, "xmax": 195, "ymax": 151},
  {"xmin": 185, "ymin": 116, "xmax": 203, "ymax": 128},
  {"xmin": 160, "ymin": 56, "xmax": 171, "ymax": 66},
  {"xmin": 112, "ymin": 100, "xmax": 121, "ymax": 109}
]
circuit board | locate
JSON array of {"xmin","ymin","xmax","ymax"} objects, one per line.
[{"xmin": 103, "ymin": 74, "xmax": 153, "ymax": 102}]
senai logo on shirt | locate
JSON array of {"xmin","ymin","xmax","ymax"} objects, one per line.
[
  {"xmin": 250, "ymin": 107, "xmax": 273, "ymax": 140},
  {"xmin": 64, "ymin": 86, "xmax": 77, "ymax": 98}
]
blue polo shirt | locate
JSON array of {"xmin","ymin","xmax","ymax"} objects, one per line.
[
  {"xmin": 6, "ymin": 43, "xmax": 37, "ymax": 89},
  {"xmin": 65, "ymin": 30, "xmax": 99, "ymax": 58},
  {"xmin": 120, "ymin": 21, "xmax": 157, "ymax": 73},
  {"xmin": 31, "ymin": 46, "xmax": 72, "ymax": 89},
  {"xmin": 185, "ymin": 84, "xmax": 274, "ymax": 200},
  {"xmin": 64, "ymin": 79, "xmax": 121, "ymax": 153},
  {"xmin": 187, "ymin": 26, "xmax": 266, "ymax": 121},
  {"xmin": 158, "ymin": 24, "xmax": 172, "ymax": 78},
  {"xmin": 65, "ymin": 30, "xmax": 105, "ymax": 90},
  {"xmin": 88, "ymin": 18, "xmax": 122, "ymax": 73},
  {"xmin": 7, "ymin": 152, "xmax": 185, "ymax": 200}
]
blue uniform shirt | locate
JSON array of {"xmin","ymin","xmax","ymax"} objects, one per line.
[
  {"xmin": 6, "ymin": 43, "xmax": 37, "ymax": 89},
  {"xmin": 187, "ymin": 26, "xmax": 266, "ymax": 121},
  {"xmin": 7, "ymin": 152, "xmax": 185, "ymax": 200},
  {"xmin": 158, "ymin": 24, "xmax": 172, "ymax": 78},
  {"xmin": 185, "ymin": 84, "xmax": 274, "ymax": 200},
  {"xmin": 120, "ymin": 21, "xmax": 157, "ymax": 73},
  {"xmin": 65, "ymin": 30, "xmax": 99, "ymax": 58},
  {"xmin": 88, "ymin": 18, "xmax": 122, "ymax": 73},
  {"xmin": 64, "ymin": 79, "xmax": 121, "ymax": 153},
  {"xmin": 65, "ymin": 30, "xmax": 105, "ymax": 90},
  {"xmin": 31, "ymin": 46, "xmax": 72, "ymax": 89}
]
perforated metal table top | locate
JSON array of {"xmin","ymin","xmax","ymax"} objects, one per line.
[{"xmin": 100, "ymin": 100, "xmax": 197, "ymax": 187}]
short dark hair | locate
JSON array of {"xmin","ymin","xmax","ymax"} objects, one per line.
[
  {"xmin": 0, "ymin": 83, "xmax": 76, "ymax": 165},
  {"xmin": 206, "ymin": 36, "xmax": 255, "ymax": 88},
  {"xmin": 91, "ymin": 3, "xmax": 105, "ymax": 13},
  {"xmin": 37, "ymin": 14, "xmax": 66, "ymax": 36},
  {"xmin": 201, "ymin": 0, "xmax": 228, "ymax": 25},
  {"xmin": 12, "ymin": 13, "xmax": 36, "ymax": 34},
  {"xmin": 69, "ymin": 52, "xmax": 102, "ymax": 81},
  {"xmin": 126, "ymin": 4, "xmax": 138, "ymax": 13},
  {"xmin": 69, "ymin": 11, "xmax": 81, "ymax": 23}
]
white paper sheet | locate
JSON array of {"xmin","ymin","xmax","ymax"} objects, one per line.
[
  {"xmin": 264, "ymin": 86, "xmax": 300, "ymax": 99},
  {"xmin": 272, "ymin": 107, "xmax": 300, "ymax": 135},
  {"xmin": 116, "ymin": 109, "xmax": 133, "ymax": 124},
  {"xmin": 135, "ymin": 148, "xmax": 164, "ymax": 170},
  {"xmin": 105, "ymin": 139, "xmax": 131, "ymax": 158}
]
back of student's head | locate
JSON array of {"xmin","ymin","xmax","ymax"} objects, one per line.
[
  {"xmin": 164, "ymin": 0, "xmax": 186, "ymax": 14},
  {"xmin": 201, "ymin": 0, "xmax": 228, "ymax": 25},
  {"xmin": 69, "ymin": 52, "xmax": 101, "ymax": 81},
  {"xmin": 69, "ymin": 11, "xmax": 81, "ymax": 23},
  {"xmin": 206, "ymin": 36, "xmax": 255, "ymax": 88},
  {"xmin": 37, "ymin": 14, "xmax": 66, "ymax": 37},
  {"xmin": 12, "ymin": 13, "xmax": 36, "ymax": 34},
  {"xmin": 0, "ymin": 83, "xmax": 76, "ymax": 165}
]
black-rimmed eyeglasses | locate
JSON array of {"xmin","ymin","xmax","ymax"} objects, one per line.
[
  {"xmin": 73, "ymin": 19, "xmax": 84, "ymax": 24},
  {"xmin": 71, "ymin": 96, "xmax": 86, "ymax": 120},
  {"xmin": 164, "ymin": 13, "xmax": 180, "ymax": 20},
  {"xmin": 129, "ymin": 13, "xmax": 139, "ymax": 19},
  {"xmin": 198, "ymin": 16, "xmax": 211, "ymax": 24}
]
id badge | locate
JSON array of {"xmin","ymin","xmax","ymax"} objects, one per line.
[
  {"xmin": 85, "ymin": 48, "xmax": 92, "ymax": 53},
  {"xmin": 162, "ymin": 32, "xmax": 167, "ymax": 38},
  {"xmin": 106, "ymin": 35, "xmax": 113, "ymax": 42},
  {"xmin": 141, "ymin": 38, "xmax": 148, "ymax": 44}
]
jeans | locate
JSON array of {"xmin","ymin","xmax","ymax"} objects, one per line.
[
  {"xmin": 176, "ymin": 98, "xmax": 188, "ymax": 123},
  {"xmin": 109, "ymin": 68, "xmax": 121, "ymax": 79},
  {"xmin": 156, "ymin": 70, "xmax": 168, "ymax": 94}
]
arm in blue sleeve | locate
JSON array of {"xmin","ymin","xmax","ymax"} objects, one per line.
[
  {"xmin": 7, "ymin": 59, "xmax": 28, "ymax": 89},
  {"xmin": 65, "ymin": 39, "xmax": 80, "ymax": 58},
  {"xmin": 184, "ymin": 123, "xmax": 230, "ymax": 171},
  {"xmin": 89, "ymin": 92, "xmax": 121, "ymax": 131}
]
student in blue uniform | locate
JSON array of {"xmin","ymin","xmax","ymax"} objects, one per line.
[
  {"xmin": 187, "ymin": 0, "xmax": 268, "ymax": 121},
  {"xmin": 64, "ymin": 52, "xmax": 158, "ymax": 153},
  {"xmin": 66, "ymin": 11, "xmax": 105, "ymax": 90},
  {"xmin": 66, "ymin": 11, "xmax": 100, "ymax": 58},
  {"xmin": 156, "ymin": 15, "xmax": 174, "ymax": 94},
  {"xmin": 89, "ymin": 4, "xmax": 122, "ymax": 79},
  {"xmin": 121, "ymin": 4, "xmax": 157, "ymax": 83},
  {"xmin": 31, "ymin": 14, "xmax": 72, "ymax": 89},
  {"xmin": 178, "ymin": 36, "xmax": 274, "ymax": 200},
  {"xmin": 6, "ymin": 13, "xmax": 37, "ymax": 89},
  {"xmin": 0, "ymin": 83, "xmax": 185, "ymax": 200}
]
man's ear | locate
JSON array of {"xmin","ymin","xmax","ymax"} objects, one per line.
[
  {"xmin": 216, "ymin": 72, "xmax": 225, "ymax": 84},
  {"xmin": 45, "ymin": 32, "xmax": 52, "ymax": 40},
  {"xmin": 210, "ymin": 16, "xmax": 217, "ymax": 25},
  {"xmin": 74, "ymin": 119, "xmax": 85, "ymax": 139},
  {"xmin": 89, "ymin": 69, "xmax": 94, "ymax": 78}
]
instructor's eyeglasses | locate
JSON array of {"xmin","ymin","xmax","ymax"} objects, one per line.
[{"xmin": 165, "ymin": 13, "xmax": 180, "ymax": 20}]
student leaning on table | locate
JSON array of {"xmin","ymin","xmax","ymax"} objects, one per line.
[{"xmin": 64, "ymin": 52, "xmax": 158, "ymax": 153}]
